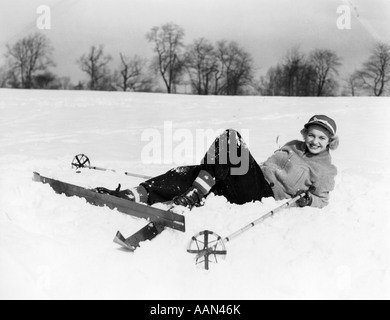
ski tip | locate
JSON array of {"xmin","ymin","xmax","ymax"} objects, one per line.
[
  {"xmin": 32, "ymin": 172, "xmax": 41, "ymax": 182},
  {"xmin": 113, "ymin": 231, "xmax": 136, "ymax": 251},
  {"xmin": 113, "ymin": 231, "xmax": 125, "ymax": 243},
  {"xmin": 115, "ymin": 230, "xmax": 125, "ymax": 240}
]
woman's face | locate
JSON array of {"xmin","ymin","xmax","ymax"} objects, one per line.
[{"xmin": 305, "ymin": 125, "xmax": 331, "ymax": 155}]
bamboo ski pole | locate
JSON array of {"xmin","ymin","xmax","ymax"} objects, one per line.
[
  {"xmin": 84, "ymin": 165, "xmax": 152, "ymax": 180},
  {"xmin": 224, "ymin": 188, "xmax": 314, "ymax": 243},
  {"xmin": 191, "ymin": 187, "xmax": 316, "ymax": 263},
  {"xmin": 71, "ymin": 154, "xmax": 152, "ymax": 180}
]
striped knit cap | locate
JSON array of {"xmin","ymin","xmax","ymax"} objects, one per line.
[{"xmin": 304, "ymin": 115, "xmax": 337, "ymax": 136}]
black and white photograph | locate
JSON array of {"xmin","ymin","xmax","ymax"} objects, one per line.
[{"xmin": 0, "ymin": 0, "xmax": 389, "ymax": 302}]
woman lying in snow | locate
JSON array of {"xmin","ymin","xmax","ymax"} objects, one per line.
[{"xmin": 96, "ymin": 115, "xmax": 339, "ymax": 209}]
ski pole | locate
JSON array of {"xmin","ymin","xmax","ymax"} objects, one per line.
[
  {"xmin": 224, "ymin": 187, "xmax": 315, "ymax": 244},
  {"xmin": 71, "ymin": 154, "xmax": 153, "ymax": 180},
  {"xmin": 188, "ymin": 187, "xmax": 315, "ymax": 270}
]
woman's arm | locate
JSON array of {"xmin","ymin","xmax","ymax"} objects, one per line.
[{"xmin": 289, "ymin": 187, "xmax": 329, "ymax": 209}]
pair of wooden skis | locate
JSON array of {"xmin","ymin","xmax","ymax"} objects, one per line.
[{"xmin": 32, "ymin": 172, "xmax": 185, "ymax": 251}]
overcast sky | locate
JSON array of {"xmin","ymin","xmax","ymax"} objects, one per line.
[{"xmin": 0, "ymin": 0, "xmax": 389, "ymax": 84}]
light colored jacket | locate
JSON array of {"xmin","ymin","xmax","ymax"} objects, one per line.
[{"xmin": 261, "ymin": 140, "xmax": 337, "ymax": 208}]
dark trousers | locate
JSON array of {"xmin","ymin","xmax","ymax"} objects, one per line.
[{"xmin": 141, "ymin": 129, "xmax": 274, "ymax": 205}]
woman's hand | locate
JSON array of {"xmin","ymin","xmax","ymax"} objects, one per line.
[
  {"xmin": 295, "ymin": 186, "xmax": 315, "ymax": 207},
  {"xmin": 296, "ymin": 193, "xmax": 313, "ymax": 207}
]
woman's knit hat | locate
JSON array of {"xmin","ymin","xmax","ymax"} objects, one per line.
[{"xmin": 304, "ymin": 115, "xmax": 337, "ymax": 136}]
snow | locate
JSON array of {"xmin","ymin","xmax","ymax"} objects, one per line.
[{"xmin": 0, "ymin": 88, "xmax": 389, "ymax": 300}]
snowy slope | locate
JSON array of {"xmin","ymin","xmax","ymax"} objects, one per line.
[{"xmin": 0, "ymin": 89, "xmax": 389, "ymax": 300}]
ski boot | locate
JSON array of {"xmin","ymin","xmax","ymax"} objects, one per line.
[
  {"xmin": 173, "ymin": 170, "xmax": 216, "ymax": 210},
  {"xmin": 94, "ymin": 184, "xmax": 148, "ymax": 203}
]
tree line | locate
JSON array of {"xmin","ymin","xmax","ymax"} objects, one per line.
[{"xmin": 1, "ymin": 22, "xmax": 389, "ymax": 96}]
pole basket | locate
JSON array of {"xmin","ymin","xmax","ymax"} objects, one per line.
[
  {"xmin": 72, "ymin": 154, "xmax": 91, "ymax": 170},
  {"xmin": 187, "ymin": 230, "xmax": 227, "ymax": 270}
]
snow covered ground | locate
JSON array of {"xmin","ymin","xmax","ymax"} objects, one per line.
[{"xmin": 0, "ymin": 89, "xmax": 389, "ymax": 300}]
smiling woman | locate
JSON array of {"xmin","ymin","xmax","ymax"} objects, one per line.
[
  {"xmin": 301, "ymin": 115, "xmax": 340, "ymax": 152},
  {"xmin": 96, "ymin": 115, "xmax": 339, "ymax": 210},
  {"xmin": 260, "ymin": 115, "xmax": 339, "ymax": 208},
  {"xmin": 304, "ymin": 126, "xmax": 331, "ymax": 155}
]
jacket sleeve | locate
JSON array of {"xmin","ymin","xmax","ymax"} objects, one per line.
[
  {"xmin": 288, "ymin": 189, "xmax": 329, "ymax": 209},
  {"xmin": 289, "ymin": 186, "xmax": 331, "ymax": 209},
  {"xmin": 310, "ymin": 165, "xmax": 337, "ymax": 209},
  {"xmin": 311, "ymin": 191, "xmax": 330, "ymax": 209}
]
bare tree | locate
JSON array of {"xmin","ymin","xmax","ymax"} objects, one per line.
[
  {"xmin": 343, "ymin": 71, "xmax": 361, "ymax": 96},
  {"xmin": 117, "ymin": 54, "xmax": 147, "ymax": 92},
  {"xmin": 77, "ymin": 45, "xmax": 112, "ymax": 90},
  {"xmin": 258, "ymin": 65, "xmax": 284, "ymax": 96},
  {"xmin": 357, "ymin": 42, "xmax": 390, "ymax": 96},
  {"xmin": 259, "ymin": 47, "xmax": 318, "ymax": 96},
  {"xmin": 214, "ymin": 40, "xmax": 254, "ymax": 95},
  {"xmin": 5, "ymin": 33, "xmax": 54, "ymax": 89},
  {"xmin": 310, "ymin": 49, "xmax": 342, "ymax": 96},
  {"xmin": 184, "ymin": 38, "xmax": 217, "ymax": 95},
  {"xmin": 282, "ymin": 47, "xmax": 315, "ymax": 96},
  {"xmin": 0, "ymin": 65, "xmax": 9, "ymax": 87},
  {"xmin": 146, "ymin": 23, "xmax": 185, "ymax": 93}
]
